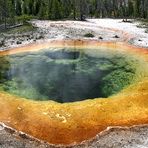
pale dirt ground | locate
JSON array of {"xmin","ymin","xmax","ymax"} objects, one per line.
[
  {"xmin": 0, "ymin": 19, "xmax": 148, "ymax": 50},
  {"xmin": 31, "ymin": 19, "xmax": 148, "ymax": 47},
  {"xmin": 88, "ymin": 19, "xmax": 148, "ymax": 47}
]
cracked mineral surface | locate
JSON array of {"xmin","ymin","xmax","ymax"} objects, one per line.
[{"xmin": 1, "ymin": 123, "xmax": 148, "ymax": 148}]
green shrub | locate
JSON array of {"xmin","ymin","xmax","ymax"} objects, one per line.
[
  {"xmin": 84, "ymin": 33, "xmax": 95, "ymax": 38},
  {"xmin": 16, "ymin": 15, "xmax": 34, "ymax": 24}
]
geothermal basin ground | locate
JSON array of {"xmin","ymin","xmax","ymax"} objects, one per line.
[{"xmin": 0, "ymin": 19, "xmax": 148, "ymax": 148}]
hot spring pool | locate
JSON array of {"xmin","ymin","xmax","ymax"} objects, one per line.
[
  {"xmin": 0, "ymin": 40, "xmax": 148, "ymax": 145},
  {"xmin": 0, "ymin": 47, "xmax": 137, "ymax": 103}
]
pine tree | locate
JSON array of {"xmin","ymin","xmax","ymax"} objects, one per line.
[
  {"xmin": 72, "ymin": 0, "xmax": 76, "ymax": 19},
  {"xmin": 0, "ymin": 0, "xmax": 148, "ymax": 28},
  {"xmin": 0, "ymin": 0, "xmax": 8, "ymax": 28},
  {"xmin": 38, "ymin": 1, "xmax": 47, "ymax": 19},
  {"xmin": 16, "ymin": 0, "xmax": 22, "ymax": 16},
  {"xmin": 128, "ymin": 0, "xmax": 134, "ymax": 17},
  {"xmin": 8, "ymin": 0, "xmax": 16, "ymax": 25},
  {"xmin": 134, "ymin": 0, "xmax": 140, "ymax": 17},
  {"xmin": 79, "ymin": 0, "xmax": 88, "ymax": 20},
  {"xmin": 50, "ymin": 0, "xmax": 62, "ymax": 20}
]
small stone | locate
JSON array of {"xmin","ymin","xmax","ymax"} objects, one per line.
[
  {"xmin": 0, "ymin": 125, "xmax": 4, "ymax": 131},
  {"xmin": 0, "ymin": 40, "xmax": 5, "ymax": 47},
  {"xmin": 16, "ymin": 41, "xmax": 22, "ymax": 44},
  {"xmin": 114, "ymin": 35, "xmax": 120, "ymax": 38},
  {"xmin": 19, "ymin": 132, "xmax": 30, "ymax": 139},
  {"xmin": 66, "ymin": 36, "xmax": 70, "ymax": 38}
]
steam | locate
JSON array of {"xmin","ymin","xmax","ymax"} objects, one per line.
[{"xmin": 0, "ymin": 48, "xmax": 136, "ymax": 103}]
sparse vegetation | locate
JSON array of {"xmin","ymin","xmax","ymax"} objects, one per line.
[
  {"xmin": 0, "ymin": 23, "xmax": 36, "ymax": 34},
  {"xmin": 84, "ymin": 33, "xmax": 95, "ymax": 38}
]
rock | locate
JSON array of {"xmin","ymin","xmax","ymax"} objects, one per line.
[
  {"xmin": 99, "ymin": 36, "xmax": 103, "ymax": 40},
  {"xmin": 114, "ymin": 35, "xmax": 120, "ymax": 38},
  {"xmin": 0, "ymin": 39, "xmax": 5, "ymax": 47},
  {"xmin": 36, "ymin": 35, "xmax": 44, "ymax": 40},
  {"xmin": 66, "ymin": 36, "xmax": 70, "ymax": 38},
  {"xmin": 16, "ymin": 41, "xmax": 22, "ymax": 44}
]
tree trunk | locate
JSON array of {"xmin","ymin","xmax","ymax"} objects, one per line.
[
  {"xmin": 73, "ymin": 0, "xmax": 76, "ymax": 20},
  {"xmin": 4, "ymin": 0, "xmax": 7, "ymax": 29}
]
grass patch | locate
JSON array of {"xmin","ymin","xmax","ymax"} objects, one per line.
[
  {"xmin": 0, "ymin": 23, "xmax": 37, "ymax": 34},
  {"xmin": 84, "ymin": 33, "xmax": 95, "ymax": 38}
]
